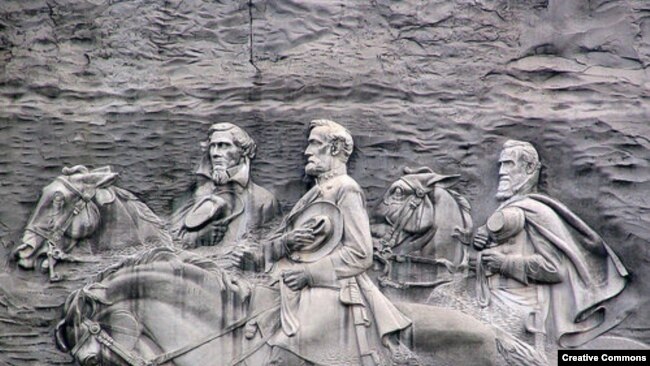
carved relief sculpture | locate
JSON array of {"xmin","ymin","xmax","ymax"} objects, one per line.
[
  {"xmin": 12, "ymin": 165, "xmax": 170, "ymax": 281},
  {"xmin": 471, "ymin": 140, "xmax": 629, "ymax": 348},
  {"xmin": 54, "ymin": 121, "xmax": 501, "ymax": 366},
  {"xmin": 171, "ymin": 123, "xmax": 280, "ymax": 249},
  {"xmin": 1, "ymin": 1, "xmax": 647, "ymax": 365}
]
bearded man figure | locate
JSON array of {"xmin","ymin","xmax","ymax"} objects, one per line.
[
  {"xmin": 232, "ymin": 120, "xmax": 416, "ymax": 366},
  {"xmin": 472, "ymin": 140, "xmax": 628, "ymax": 350},
  {"xmin": 171, "ymin": 123, "xmax": 280, "ymax": 249}
]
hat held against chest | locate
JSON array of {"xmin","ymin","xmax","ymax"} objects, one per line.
[
  {"xmin": 184, "ymin": 194, "xmax": 239, "ymax": 230},
  {"xmin": 286, "ymin": 201, "xmax": 343, "ymax": 263}
]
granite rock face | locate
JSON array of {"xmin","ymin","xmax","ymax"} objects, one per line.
[{"xmin": 0, "ymin": 0, "xmax": 649, "ymax": 364}]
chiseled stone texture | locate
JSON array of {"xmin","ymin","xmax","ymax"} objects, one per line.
[{"xmin": 0, "ymin": 0, "xmax": 648, "ymax": 364}]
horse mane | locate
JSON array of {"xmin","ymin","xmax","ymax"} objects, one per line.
[
  {"xmin": 110, "ymin": 187, "xmax": 173, "ymax": 244},
  {"xmin": 440, "ymin": 188, "xmax": 473, "ymax": 230},
  {"xmin": 91, "ymin": 246, "xmax": 225, "ymax": 283},
  {"xmin": 57, "ymin": 246, "xmax": 243, "ymax": 352}
]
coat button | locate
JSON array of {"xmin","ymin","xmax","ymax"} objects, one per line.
[{"xmin": 290, "ymin": 254, "xmax": 301, "ymax": 261}]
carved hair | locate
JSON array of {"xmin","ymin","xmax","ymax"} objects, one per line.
[
  {"xmin": 502, "ymin": 140, "xmax": 540, "ymax": 172},
  {"xmin": 309, "ymin": 119, "xmax": 354, "ymax": 161},
  {"xmin": 205, "ymin": 123, "xmax": 257, "ymax": 159}
]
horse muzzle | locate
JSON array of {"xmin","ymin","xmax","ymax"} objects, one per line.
[{"xmin": 12, "ymin": 231, "xmax": 44, "ymax": 269}]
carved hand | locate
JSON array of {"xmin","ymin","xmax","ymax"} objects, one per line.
[
  {"xmin": 472, "ymin": 226, "xmax": 491, "ymax": 250},
  {"xmin": 283, "ymin": 228, "xmax": 315, "ymax": 251},
  {"xmin": 226, "ymin": 247, "xmax": 257, "ymax": 270},
  {"xmin": 282, "ymin": 268, "xmax": 310, "ymax": 291},
  {"xmin": 481, "ymin": 251, "xmax": 506, "ymax": 272}
]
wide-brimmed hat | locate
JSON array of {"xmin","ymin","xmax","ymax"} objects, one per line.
[
  {"xmin": 285, "ymin": 201, "xmax": 342, "ymax": 263},
  {"xmin": 184, "ymin": 193, "xmax": 244, "ymax": 230}
]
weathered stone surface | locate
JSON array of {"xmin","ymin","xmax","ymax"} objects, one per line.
[{"xmin": 0, "ymin": 0, "xmax": 649, "ymax": 364}]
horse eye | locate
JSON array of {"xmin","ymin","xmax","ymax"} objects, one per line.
[
  {"xmin": 393, "ymin": 187, "xmax": 404, "ymax": 198},
  {"xmin": 52, "ymin": 192, "xmax": 66, "ymax": 205}
]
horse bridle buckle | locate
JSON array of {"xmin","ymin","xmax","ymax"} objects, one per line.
[
  {"xmin": 415, "ymin": 188, "xmax": 426, "ymax": 198},
  {"xmin": 87, "ymin": 321, "xmax": 101, "ymax": 335}
]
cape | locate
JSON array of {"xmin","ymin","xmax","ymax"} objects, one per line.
[{"xmin": 509, "ymin": 194, "xmax": 629, "ymax": 347}]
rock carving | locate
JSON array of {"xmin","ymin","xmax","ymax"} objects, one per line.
[
  {"xmin": 248, "ymin": 119, "xmax": 416, "ymax": 365},
  {"xmin": 12, "ymin": 165, "xmax": 170, "ymax": 281},
  {"xmin": 427, "ymin": 140, "xmax": 634, "ymax": 365},
  {"xmin": 471, "ymin": 140, "xmax": 629, "ymax": 348},
  {"xmin": 371, "ymin": 166, "xmax": 473, "ymax": 292},
  {"xmin": 171, "ymin": 123, "xmax": 280, "ymax": 249},
  {"xmin": 55, "ymin": 247, "xmax": 500, "ymax": 366},
  {"xmin": 52, "ymin": 121, "xmax": 504, "ymax": 366}
]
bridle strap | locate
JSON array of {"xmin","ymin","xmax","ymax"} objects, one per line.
[
  {"xmin": 70, "ymin": 321, "xmax": 93, "ymax": 357},
  {"xmin": 72, "ymin": 303, "xmax": 280, "ymax": 366},
  {"xmin": 26, "ymin": 176, "xmax": 93, "ymax": 247},
  {"xmin": 56, "ymin": 176, "xmax": 88, "ymax": 201},
  {"xmin": 379, "ymin": 186, "xmax": 427, "ymax": 250},
  {"xmin": 150, "ymin": 302, "xmax": 280, "ymax": 366},
  {"xmin": 77, "ymin": 319, "xmax": 148, "ymax": 366},
  {"xmin": 25, "ymin": 176, "xmax": 97, "ymax": 281}
]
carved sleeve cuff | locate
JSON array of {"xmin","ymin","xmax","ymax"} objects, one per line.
[
  {"xmin": 524, "ymin": 254, "xmax": 562, "ymax": 283},
  {"xmin": 263, "ymin": 237, "xmax": 287, "ymax": 272},
  {"xmin": 305, "ymin": 258, "xmax": 339, "ymax": 288},
  {"xmin": 500, "ymin": 254, "xmax": 562, "ymax": 284},
  {"xmin": 500, "ymin": 255, "xmax": 528, "ymax": 284}
]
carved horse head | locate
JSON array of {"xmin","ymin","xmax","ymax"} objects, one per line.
[
  {"xmin": 373, "ymin": 166, "xmax": 472, "ymax": 263},
  {"xmin": 13, "ymin": 165, "xmax": 169, "ymax": 280},
  {"xmin": 55, "ymin": 283, "xmax": 141, "ymax": 366},
  {"xmin": 13, "ymin": 166, "xmax": 117, "ymax": 268},
  {"xmin": 55, "ymin": 248, "xmax": 254, "ymax": 366}
]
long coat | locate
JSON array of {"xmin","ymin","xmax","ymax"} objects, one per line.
[
  {"xmin": 258, "ymin": 174, "xmax": 411, "ymax": 365},
  {"xmin": 171, "ymin": 162, "xmax": 280, "ymax": 248},
  {"xmin": 478, "ymin": 194, "xmax": 628, "ymax": 347}
]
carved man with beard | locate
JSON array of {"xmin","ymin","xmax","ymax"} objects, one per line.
[
  {"xmin": 234, "ymin": 120, "xmax": 415, "ymax": 366},
  {"xmin": 172, "ymin": 123, "xmax": 280, "ymax": 248},
  {"xmin": 472, "ymin": 140, "xmax": 628, "ymax": 348}
]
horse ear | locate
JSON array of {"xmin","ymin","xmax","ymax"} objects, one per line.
[
  {"xmin": 95, "ymin": 172, "xmax": 118, "ymax": 188},
  {"xmin": 426, "ymin": 174, "xmax": 460, "ymax": 188},
  {"xmin": 62, "ymin": 165, "xmax": 89, "ymax": 175},
  {"xmin": 403, "ymin": 166, "xmax": 434, "ymax": 175},
  {"xmin": 95, "ymin": 188, "xmax": 116, "ymax": 206},
  {"xmin": 90, "ymin": 166, "xmax": 113, "ymax": 174},
  {"xmin": 81, "ymin": 172, "xmax": 118, "ymax": 189}
]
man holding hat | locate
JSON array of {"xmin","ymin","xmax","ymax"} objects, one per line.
[
  {"xmin": 171, "ymin": 123, "xmax": 280, "ymax": 248},
  {"xmin": 237, "ymin": 120, "xmax": 414, "ymax": 366},
  {"xmin": 472, "ymin": 139, "xmax": 628, "ymax": 349}
]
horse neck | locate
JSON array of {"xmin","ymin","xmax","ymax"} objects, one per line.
[
  {"xmin": 432, "ymin": 187, "xmax": 472, "ymax": 231},
  {"xmin": 95, "ymin": 193, "xmax": 170, "ymax": 250},
  {"xmin": 95, "ymin": 263, "xmax": 248, "ymax": 364}
]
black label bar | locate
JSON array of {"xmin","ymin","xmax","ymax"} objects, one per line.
[{"xmin": 558, "ymin": 350, "xmax": 649, "ymax": 365}]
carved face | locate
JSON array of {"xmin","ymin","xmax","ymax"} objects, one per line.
[
  {"xmin": 496, "ymin": 148, "xmax": 532, "ymax": 200},
  {"xmin": 304, "ymin": 127, "xmax": 335, "ymax": 176},
  {"xmin": 20, "ymin": 180, "xmax": 99, "ymax": 250},
  {"xmin": 376, "ymin": 178, "xmax": 436, "ymax": 235},
  {"xmin": 209, "ymin": 131, "xmax": 243, "ymax": 172},
  {"xmin": 15, "ymin": 169, "xmax": 117, "ymax": 269}
]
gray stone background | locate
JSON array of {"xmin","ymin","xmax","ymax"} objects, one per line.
[{"xmin": 0, "ymin": 0, "xmax": 649, "ymax": 364}]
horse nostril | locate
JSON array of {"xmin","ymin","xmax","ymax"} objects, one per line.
[{"xmin": 83, "ymin": 355, "xmax": 100, "ymax": 366}]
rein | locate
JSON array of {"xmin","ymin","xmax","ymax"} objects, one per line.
[
  {"xmin": 26, "ymin": 176, "xmax": 98, "ymax": 281},
  {"xmin": 71, "ymin": 301, "xmax": 280, "ymax": 366},
  {"xmin": 377, "ymin": 178, "xmax": 427, "ymax": 251},
  {"xmin": 374, "ymin": 179, "xmax": 457, "ymax": 289}
]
